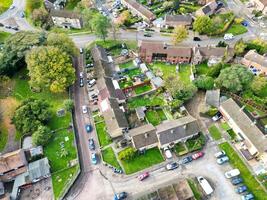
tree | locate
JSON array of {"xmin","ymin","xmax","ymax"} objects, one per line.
[
  {"xmin": 32, "ymin": 125, "xmax": 51, "ymax": 146},
  {"xmin": 13, "ymin": 98, "xmax": 51, "ymax": 135},
  {"xmin": 193, "ymin": 16, "xmax": 213, "ymax": 35},
  {"xmin": 215, "ymin": 65, "xmax": 254, "ymax": 93},
  {"xmin": 63, "ymin": 99, "xmax": 74, "ymax": 112},
  {"xmin": 162, "ymin": 1, "xmax": 173, "ymax": 10},
  {"xmin": 118, "ymin": 147, "xmax": 136, "ymax": 161},
  {"xmin": 26, "ymin": 46, "xmax": 76, "ymax": 93},
  {"xmin": 46, "ymin": 33, "xmax": 78, "ymax": 57},
  {"xmin": 216, "ymin": 41, "xmax": 227, "ymax": 47},
  {"xmin": 0, "ymin": 31, "xmax": 46, "ymax": 76},
  {"xmin": 251, "ymin": 76, "xmax": 267, "ymax": 97},
  {"xmin": 32, "ymin": 8, "xmax": 50, "ymax": 28},
  {"xmin": 207, "ymin": 63, "xmax": 226, "ymax": 78},
  {"xmin": 81, "ymin": 9, "xmax": 98, "ymax": 31},
  {"xmin": 91, "ymin": 13, "xmax": 111, "ymax": 41},
  {"xmin": 194, "ymin": 75, "xmax": 214, "ymax": 90},
  {"xmin": 234, "ymin": 39, "xmax": 247, "ymax": 56},
  {"xmin": 117, "ymin": 10, "xmax": 131, "ymax": 26},
  {"xmin": 173, "ymin": 0, "xmax": 180, "ymax": 10},
  {"xmin": 172, "ymin": 25, "xmax": 188, "ymax": 44}
]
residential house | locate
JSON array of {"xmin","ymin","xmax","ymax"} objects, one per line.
[
  {"xmin": 195, "ymin": 0, "xmax": 218, "ymax": 16},
  {"xmin": 50, "ymin": 9, "xmax": 82, "ymax": 29},
  {"xmin": 192, "ymin": 46, "xmax": 234, "ymax": 65},
  {"xmin": 121, "ymin": 0, "xmax": 156, "ymax": 22},
  {"xmin": 219, "ymin": 98, "xmax": 267, "ymax": 170},
  {"xmin": 139, "ymin": 41, "xmax": 192, "ymax": 64},
  {"xmin": 44, "ymin": 0, "xmax": 66, "ymax": 10},
  {"xmin": 129, "ymin": 124, "xmax": 158, "ymax": 150},
  {"xmin": 241, "ymin": 50, "xmax": 267, "ymax": 76},
  {"xmin": 205, "ymin": 89, "xmax": 220, "ymax": 108},
  {"xmin": 198, "ymin": 0, "xmax": 216, "ymax": 5},
  {"xmin": 156, "ymin": 116, "xmax": 201, "ymax": 148},
  {"xmin": 250, "ymin": 0, "xmax": 267, "ymax": 15},
  {"xmin": 0, "ymin": 150, "xmax": 28, "ymax": 182},
  {"xmin": 163, "ymin": 15, "xmax": 193, "ymax": 28}
]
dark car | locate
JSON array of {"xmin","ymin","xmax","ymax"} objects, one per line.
[
  {"xmin": 115, "ymin": 192, "xmax": 127, "ymax": 200},
  {"xmin": 193, "ymin": 37, "xmax": 201, "ymax": 41},
  {"xmin": 0, "ymin": 23, "xmax": 4, "ymax": 27},
  {"xmin": 88, "ymin": 138, "xmax": 95, "ymax": 150},
  {"xmin": 241, "ymin": 20, "xmax": 249, "ymax": 27},
  {"xmin": 85, "ymin": 124, "xmax": 92, "ymax": 133},
  {"xmin": 236, "ymin": 185, "xmax": 247, "ymax": 194},
  {"xmin": 166, "ymin": 162, "xmax": 179, "ymax": 170},
  {"xmin": 181, "ymin": 156, "xmax": 193, "ymax": 164},
  {"xmin": 12, "ymin": 26, "xmax": 19, "ymax": 31},
  {"xmin": 231, "ymin": 176, "xmax": 243, "ymax": 185},
  {"xmin": 144, "ymin": 32, "xmax": 152, "ymax": 37}
]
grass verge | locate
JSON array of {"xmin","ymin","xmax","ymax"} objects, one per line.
[
  {"xmin": 208, "ymin": 125, "xmax": 222, "ymax": 140},
  {"xmin": 95, "ymin": 122, "xmax": 112, "ymax": 147},
  {"xmin": 102, "ymin": 146, "xmax": 121, "ymax": 169},
  {"xmin": 187, "ymin": 179, "xmax": 202, "ymax": 200}
]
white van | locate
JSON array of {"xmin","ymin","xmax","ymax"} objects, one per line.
[
  {"xmin": 197, "ymin": 176, "xmax": 214, "ymax": 195},
  {"xmin": 88, "ymin": 79, "xmax": 96, "ymax": 87},
  {"xmin": 224, "ymin": 33, "xmax": 234, "ymax": 41},
  {"xmin": 164, "ymin": 147, "xmax": 172, "ymax": 159},
  {"xmin": 225, "ymin": 169, "xmax": 240, "ymax": 178}
]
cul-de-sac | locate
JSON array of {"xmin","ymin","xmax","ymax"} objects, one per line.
[{"xmin": 0, "ymin": 0, "xmax": 266, "ymax": 200}]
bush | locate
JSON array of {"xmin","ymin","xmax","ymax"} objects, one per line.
[
  {"xmin": 205, "ymin": 106, "xmax": 218, "ymax": 117},
  {"xmin": 185, "ymin": 133, "xmax": 206, "ymax": 152},
  {"xmin": 118, "ymin": 147, "xmax": 136, "ymax": 161}
]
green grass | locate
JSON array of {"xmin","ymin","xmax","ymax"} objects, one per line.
[
  {"xmin": 174, "ymin": 142, "xmax": 188, "ymax": 156},
  {"xmin": 227, "ymin": 129, "xmax": 237, "ymax": 140},
  {"xmin": 134, "ymin": 84, "xmax": 152, "ymax": 95},
  {"xmin": 195, "ymin": 62, "xmax": 209, "ymax": 75},
  {"xmin": 226, "ymin": 24, "xmax": 248, "ymax": 36},
  {"xmin": 185, "ymin": 133, "xmax": 205, "ymax": 152},
  {"xmin": 0, "ymin": 31, "xmax": 11, "ymax": 43},
  {"xmin": 219, "ymin": 142, "xmax": 267, "ymax": 200},
  {"xmin": 95, "ymin": 122, "xmax": 112, "ymax": 147},
  {"xmin": 0, "ymin": 124, "xmax": 8, "ymax": 152},
  {"xmin": 52, "ymin": 165, "xmax": 79, "ymax": 200},
  {"xmin": 93, "ymin": 115, "xmax": 104, "ymax": 123},
  {"xmin": 123, "ymin": 68, "xmax": 142, "ymax": 78},
  {"xmin": 65, "ymin": 0, "xmax": 80, "ymax": 10},
  {"xmin": 145, "ymin": 109, "xmax": 167, "ymax": 126},
  {"xmin": 119, "ymin": 61, "xmax": 134, "ymax": 69},
  {"xmin": 120, "ymin": 147, "xmax": 164, "ymax": 174},
  {"xmin": 102, "ymin": 147, "xmax": 121, "ymax": 169},
  {"xmin": 119, "ymin": 80, "xmax": 133, "ymax": 89},
  {"xmin": 208, "ymin": 125, "xmax": 222, "ymax": 140},
  {"xmin": 0, "ymin": 0, "xmax": 12, "ymax": 14},
  {"xmin": 187, "ymin": 179, "xmax": 202, "ymax": 200},
  {"xmin": 220, "ymin": 122, "xmax": 231, "ymax": 131},
  {"xmin": 127, "ymin": 95, "xmax": 165, "ymax": 109}
]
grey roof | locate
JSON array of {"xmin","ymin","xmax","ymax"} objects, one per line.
[
  {"xmin": 135, "ymin": 106, "xmax": 146, "ymax": 119},
  {"xmin": 195, "ymin": 46, "xmax": 234, "ymax": 58},
  {"xmin": 220, "ymin": 98, "xmax": 267, "ymax": 153},
  {"xmin": 164, "ymin": 15, "xmax": 193, "ymax": 26},
  {"xmin": 205, "ymin": 89, "xmax": 220, "ymax": 108},
  {"xmin": 28, "ymin": 157, "xmax": 50, "ymax": 181},
  {"xmin": 50, "ymin": 9, "xmax": 81, "ymax": 19},
  {"xmin": 0, "ymin": 182, "xmax": 4, "ymax": 195},
  {"xmin": 156, "ymin": 116, "xmax": 200, "ymax": 146},
  {"xmin": 151, "ymin": 76, "xmax": 163, "ymax": 88},
  {"xmin": 29, "ymin": 146, "xmax": 43, "ymax": 157},
  {"xmin": 244, "ymin": 50, "xmax": 267, "ymax": 68},
  {"xmin": 145, "ymin": 71, "xmax": 155, "ymax": 79},
  {"xmin": 129, "ymin": 124, "xmax": 158, "ymax": 149}
]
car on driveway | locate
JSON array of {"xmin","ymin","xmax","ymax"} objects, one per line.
[
  {"xmin": 114, "ymin": 192, "xmax": 128, "ymax": 200},
  {"xmin": 181, "ymin": 156, "xmax": 193, "ymax": 164},
  {"xmin": 166, "ymin": 162, "xmax": 178, "ymax": 170},
  {"xmin": 91, "ymin": 153, "xmax": 97, "ymax": 165},
  {"xmin": 192, "ymin": 152, "xmax": 204, "ymax": 160},
  {"xmin": 138, "ymin": 172, "xmax": 149, "ymax": 181},
  {"xmin": 241, "ymin": 193, "xmax": 254, "ymax": 200},
  {"xmin": 231, "ymin": 176, "xmax": 243, "ymax": 185},
  {"xmin": 225, "ymin": 169, "xmax": 240, "ymax": 178},
  {"xmin": 82, "ymin": 105, "xmax": 88, "ymax": 114},
  {"xmin": 236, "ymin": 185, "xmax": 247, "ymax": 193},
  {"xmin": 214, "ymin": 150, "xmax": 226, "ymax": 158},
  {"xmin": 86, "ymin": 124, "xmax": 92, "ymax": 133},
  {"xmin": 212, "ymin": 112, "xmax": 222, "ymax": 121},
  {"xmin": 88, "ymin": 138, "xmax": 95, "ymax": 150},
  {"xmin": 217, "ymin": 156, "xmax": 229, "ymax": 164},
  {"xmin": 164, "ymin": 147, "xmax": 172, "ymax": 159}
]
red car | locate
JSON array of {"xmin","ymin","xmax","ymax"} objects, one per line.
[
  {"xmin": 138, "ymin": 172, "xmax": 149, "ymax": 181},
  {"xmin": 192, "ymin": 152, "xmax": 204, "ymax": 160}
]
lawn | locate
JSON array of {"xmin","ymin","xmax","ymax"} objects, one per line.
[
  {"xmin": 208, "ymin": 125, "xmax": 222, "ymax": 140},
  {"xmin": 119, "ymin": 80, "xmax": 133, "ymax": 89},
  {"xmin": 0, "ymin": 0, "xmax": 12, "ymax": 14},
  {"xmin": 227, "ymin": 129, "xmax": 237, "ymax": 140},
  {"xmin": 187, "ymin": 179, "xmax": 202, "ymax": 200},
  {"xmin": 0, "ymin": 31, "xmax": 11, "ymax": 43},
  {"xmin": 220, "ymin": 122, "xmax": 231, "ymax": 131},
  {"xmin": 119, "ymin": 61, "xmax": 134, "ymax": 69},
  {"xmin": 123, "ymin": 68, "xmax": 142, "ymax": 78},
  {"xmin": 195, "ymin": 62, "xmax": 209, "ymax": 75},
  {"xmin": 120, "ymin": 147, "xmax": 164, "ymax": 174},
  {"xmin": 145, "ymin": 109, "xmax": 167, "ymax": 126},
  {"xmin": 174, "ymin": 142, "xmax": 188, "ymax": 156},
  {"xmin": 65, "ymin": 0, "xmax": 80, "ymax": 10},
  {"xmin": 102, "ymin": 147, "xmax": 121, "ymax": 169},
  {"xmin": 226, "ymin": 24, "xmax": 247, "ymax": 36},
  {"xmin": 134, "ymin": 84, "xmax": 152, "ymax": 95},
  {"xmin": 219, "ymin": 142, "xmax": 267, "ymax": 200},
  {"xmin": 127, "ymin": 94, "xmax": 165, "ymax": 109},
  {"xmin": 95, "ymin": 122, "xmax": 112, "ymax": 147},
  {"xmin": 185, "ymin": 133, "xmax": 205, "ymax": 152}
]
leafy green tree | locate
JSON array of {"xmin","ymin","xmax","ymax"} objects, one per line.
[
  {"xmin": 246, "ymin": 38, "xmax": 267, "ymax": 55},
  {"xmin": 173, "ymin": 0, "xmax": 180, "ymax": 10},
  {"xmin": 118, "ymin": 147, "xmax": 136, "ymax": 161},
  {"xmin": 234, "ymin": 39, "xmax": 247, "ymax": 56},
  {"xmin": 26, "ymin": 46, "xmax": 76, "ymax": 93},
  {"xmin": 193, "ymin": 16, "xmax": 213, "ymax": 34},
  {"xmin": 13, "ymin": 98, "xmax": 51, "ymax": 135},
  {"xmin": 0, "ymin": 31, "xmax": 46, "ymax": 75},
  {"xmin": 207, "ymin": 63, "xmax": 226, "ymax": 78},
  {"xmin": 194, "ymin": 75, "xmax": 214, "ymax": 90},
  {"xmin": 81, "ymin": 8, "xmax": 98, "ymax": 31},
  {"xmin": 32, "ymin": 8, "xmax": 50, "ymax": 28},
  {"xmin": 63, "ymin": 99, "xmax": 74, "ymax": 112},
  {"xmin": 32, "ymin": 125, "xmax": 51, "ymax": 146},
  {"xmin": 46, "ymin": 33, "xmax": 78, "ymax": 57},
  {"xmin": 215, "ymin": 65, "xmax": 254, "ymax": 93},
  {"xmin": 172, "ymin": 25, "xmax": 188, "ymax": 44},
  {"xmin": 251, "ymin": 76, "xmax": 267, "ymax": 97},
  {"xmin": 91, "ymin": 13, "xmax": 111, "ymax": 41}
]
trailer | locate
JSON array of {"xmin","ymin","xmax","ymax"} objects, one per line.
[{"xmin": 197, "ymin": 176, "xmax": 214, "ymax": 195}]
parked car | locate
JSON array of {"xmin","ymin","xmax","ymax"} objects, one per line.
[
  {"xmin": 85, "ymin": 124, "xmax": 92, "ymax": 133},
  {"xmin": 212, "ymin": 112, "xmax": 222, "ymax": 121},
  {"xmin": 80, "ymin": 78, "xmax": 84, "ymax": 87},
  {"xmin": 79, "ymin": 72, "xmax": 84, "ymax": 78},
  {"xmin": 0, "ymin": 23, "xmax": 4, "ymax": 27},
  {"xmin": 5, "ymin": 25, "xmax": 11, "ymax": 29},
  {"xmin": 115, "ymin": 192, "xmax": 127, "ymax": 200},
  {"xmin": 236, "ymin": 185, "xmax": 247, "ymax": 193},
  {"xmin": 192, "ymin": 152, "xmax": 204, "ymax": 160},
  {"xmin": 197, "ymin": 176, "xmax": 214, "ymax": 195},
  {"xmin": 241, "ymin": 193, "xmax": 254, "ymax": 200},
  {"xmin": 138, "ymin": 172, "xmax": 149, "ymax": 181},
  {"xmin": 87, "ymin": 63, "xmax": 94, "ymax": 68},
  {"xmin": 144, "ymin": 32, "xmax": 152, "ymax": 37},
  {"xmin": 217, "ymin": 156, "xmax": 229, "ymax": 164},
  {"xmin": 88, "ymin": 138, "xmax": 95, "ymax": 150},
  {"xmin": 231, "ymin": 176, "xmax": 243, "ymax": 185},
  {"xmin": 88, "ymin": 79, "xmax": 96, "ymax": 87},
  {"xmin": 165, "ymin": 162, "xmax": 178, "ymax": 170},
  {"xmin": 82, "ymin": 105, "xmax": 88, "ymax": 114},
  {"xmin": 181, "ymin": 156, "xmax": 193, "ymax": 164},
  {"xmin": 20, "ymin": 11, "xmax": 25, "ymax": 18},
  {"xmin": 225, "ymin": 169, "xmax": 240, "ymax": 178},
  {"xmin": 91, "ymin": 153, "xmax": 97, "ymax": 164},
  {"xmin": 241, "ymin": 20, "xmax": 249, "ymax": 27},
  {"xmin": 12, "ymin": 26, "xmax": 19, "ymax": 31},
  {"xmin": 9, "ymin": 5, "xmax": 15, "ymax": 10},
  {"xmin": 164, "ymin": 147, "xmax": 172, "ymax": 159},
  {"xmin": 224, "ymin": 33, "xmax": 234, "ymax": 40},
  {"xmin": 214, "ymin": 150, "xmax": 226, "ymax": 158},
  {"xmin": 80, "ymin": 48, "xmax": 83, "ymax": 54},
  {"xmin": 193, "ymin": 37, "xmax": 201, "ymax": 41}
]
